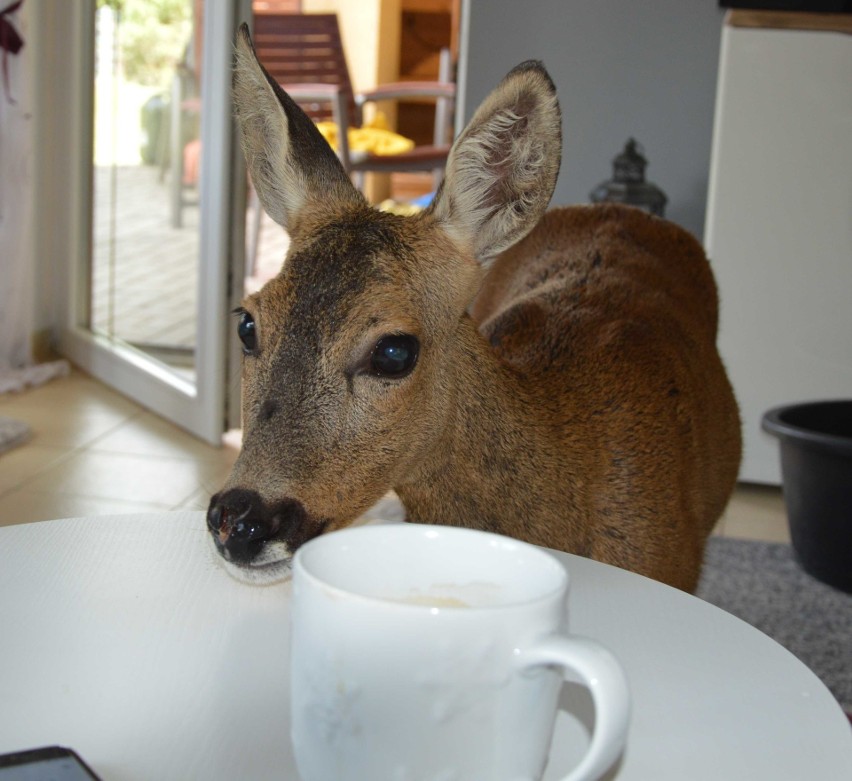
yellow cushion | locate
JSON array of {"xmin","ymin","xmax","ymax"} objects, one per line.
[{"xmin": 316, "ymin": 112, "xmax": 415, "ymax": 156}]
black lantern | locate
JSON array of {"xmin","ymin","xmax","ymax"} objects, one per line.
[{"xmin": 590, "ymin": 139, "xmax": 667, "ymax": 217}]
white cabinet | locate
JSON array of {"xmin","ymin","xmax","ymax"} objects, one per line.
[{"xmin": 704, "ymin": 14, "xmax": 852, "ymax": 484}]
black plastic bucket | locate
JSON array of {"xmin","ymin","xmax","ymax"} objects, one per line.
[{"xmin": 762, "ymin": 400, "xmax": 852, "ymax": 593}]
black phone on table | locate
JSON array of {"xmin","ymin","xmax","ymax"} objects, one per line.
[{"xmin": 0, "ymin": 746, "xmax": 101, "ymax": 781}]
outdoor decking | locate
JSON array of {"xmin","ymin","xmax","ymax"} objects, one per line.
[
  {"xmin": 90, "ymin": 164, "xmax": 429, "ymax": 370},
  {"xmin": 91, "ymin": 163, "xmax": 289, "ymax": 357}
]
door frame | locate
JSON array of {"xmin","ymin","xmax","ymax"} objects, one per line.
[{"xmin": 54, "ymin": 0, "xmax": 243, "ymax": 446}]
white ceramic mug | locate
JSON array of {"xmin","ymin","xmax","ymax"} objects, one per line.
[{"xmin": 290, "ymin": 524, "xmax": 630, "ymax": 781}]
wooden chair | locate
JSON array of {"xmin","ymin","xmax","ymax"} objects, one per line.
[
  {"xmin": 245, "ymin": 13, "xmax": 457, "ymax": 273},
  {"xmin": 251, "ymin": 13, "xmax": 456, "ymax": 188}
]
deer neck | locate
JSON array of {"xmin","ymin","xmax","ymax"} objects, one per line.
[{"xmin": 393, "ymin": 315, "xmax": 578, "ymax": 539}]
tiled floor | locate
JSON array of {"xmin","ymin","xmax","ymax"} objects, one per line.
[
  {"xmin": 0, "ymin": 369, "xmax": 238, "ymax": 526},
  {"xmin": 0, "ymin": 368, "xmax": 791, "ymax": 545}
]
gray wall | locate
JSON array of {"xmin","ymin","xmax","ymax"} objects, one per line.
[{"xmin": 462, "ymin": 0, "xmax": 726, "ymax": 240}]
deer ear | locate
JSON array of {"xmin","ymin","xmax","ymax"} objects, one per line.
[
  {"xmin": 232, "ymin": 25, "xmax": 363, "ymax": 232},
  {"xmin": 429, "ymin": 61, "xmax": 562, "ymax": 262}
]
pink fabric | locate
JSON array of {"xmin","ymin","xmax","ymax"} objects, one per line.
[{"xmin": 0, "ymin": 0, "xmax": 24, "ymax": 104}]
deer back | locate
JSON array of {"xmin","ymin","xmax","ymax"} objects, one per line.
[{"xmin": 468, "ymin": 203, "xmax": 741, "ymax": 588}]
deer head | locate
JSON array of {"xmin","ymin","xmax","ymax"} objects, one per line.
[{"xmin": 207, "ymin": 26, "xmax": 561, "ymax": 580}]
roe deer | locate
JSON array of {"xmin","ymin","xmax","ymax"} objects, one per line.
[{"xmin": 207, "ymin": 26, "xmax": 741, "ymax": 592}]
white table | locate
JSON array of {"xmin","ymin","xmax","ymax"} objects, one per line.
[{"xmin": 0, "ymin": 513, "xmax": 849, "ymax": 780}]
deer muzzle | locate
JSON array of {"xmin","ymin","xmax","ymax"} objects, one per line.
[{"xmin": 206, "ymin": 488, "xmax": 325, "ymax": 566}]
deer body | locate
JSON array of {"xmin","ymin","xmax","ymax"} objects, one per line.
[
  {"xmin": 395, "ymin": 204, "xmax": 740, "ymax": 591},
  {"xmin": 207, "ymin": 27, "xmax": 741, "ymax": 592}
]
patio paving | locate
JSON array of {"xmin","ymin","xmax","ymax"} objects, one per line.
[
  {"xmin": 91, "ymin": 164, "xmax": 289, "ymax": 356},
  {"xmin": 89, "ymin": 164, "xmax": 429, "ymax": 367}
]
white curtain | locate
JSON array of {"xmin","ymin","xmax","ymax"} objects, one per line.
[
  {"xmin": 0, "ymin": 2, "xmax": 66, "ymax": 393},
  {"xmin": 0, "ymin": 2, "xmax": 34, "ymax": 371}
]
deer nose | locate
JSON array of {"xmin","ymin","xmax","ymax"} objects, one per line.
[{"xmin": 207, "ymin": 489, "xmax": 280, "ymax": 563}]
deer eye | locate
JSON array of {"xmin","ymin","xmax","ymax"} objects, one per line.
[
  {"xmin": 370, "ymin": 335, "xmax": 419, "ymax": 378},
  {"xmin": 236, "ymin": 310, "xmax": 257, "ymax": 354}
]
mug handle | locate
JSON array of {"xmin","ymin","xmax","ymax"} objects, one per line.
[{"xmin": 517, "ymin": 635, "xmax": 630, "ymax": 781}]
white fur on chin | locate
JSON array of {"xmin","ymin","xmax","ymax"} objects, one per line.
[{"xmin": 207, "ymin": 535, "xmax": 293, "ymax": 586}]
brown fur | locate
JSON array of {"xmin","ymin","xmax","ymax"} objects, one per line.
[
  {"xmin": 463, "ymin": 204, "xmax": 742, "ymax": 590},
  {"xmin": 209, "ymin": 27, "xmax": 741, "ymax": 592}
]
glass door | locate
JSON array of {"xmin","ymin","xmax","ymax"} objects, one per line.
[{"xmin": 60, "ymin": 0, "xmax": 245, "ymax": 445}]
